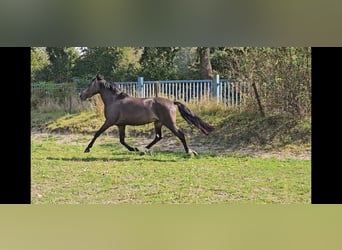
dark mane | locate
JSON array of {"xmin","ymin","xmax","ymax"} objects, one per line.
[
  {"xmin": 117, "ymin": 92, "xmax": 129, "ymax": 99},
  {"xmin": 101, "ymin": 80, "xmax": 129, "ymax": 99}
]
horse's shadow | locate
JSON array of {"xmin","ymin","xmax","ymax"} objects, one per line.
[{"xmin": 46, "ymin": 153, "xmax": 179, "ymax": 163}]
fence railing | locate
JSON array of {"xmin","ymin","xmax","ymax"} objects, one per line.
[
  {"xmin": 114, "ymin": 75, "xmax": 249, "ymax": 107},
  {"xmin": 31, "ymin": 75, "xmax": 250, "ymax": 108}
]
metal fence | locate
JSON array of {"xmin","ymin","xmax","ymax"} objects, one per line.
[
  {"xmin": 31, "ymin": 75, "xmax": 250, "ymax": 108},
  {"xmin": 114, "ymin": 76, "xmax": 249, "ymax": 107}
]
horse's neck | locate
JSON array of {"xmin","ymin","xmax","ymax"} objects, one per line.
[{"xmin": 99, "ymin": 88, "xmax": 115, "ymax": 106}]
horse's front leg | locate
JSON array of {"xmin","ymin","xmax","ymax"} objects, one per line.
[
  {"xmin": 118, "ymin": 125, "xmax": 139, "ymax": 152},
  {"xmin": 84, "ymin": 121, "xmax": 111, "ymax": 153}
]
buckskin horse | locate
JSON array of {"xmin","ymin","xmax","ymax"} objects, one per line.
[{"xmin": 79, "ymin": 74, "xmax": 214, "ymax": 156}]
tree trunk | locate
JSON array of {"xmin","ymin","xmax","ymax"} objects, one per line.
[
  {"xmin": 251, "ymin": 82, "xmax": 265, "ymax": 117},
  {"xmin": 249, "ymin": 66, "xmax": 265, "ymax": 117},
  {"xmin": 198, "ymin": 47, "xmax": 213, "ymax": 79}
]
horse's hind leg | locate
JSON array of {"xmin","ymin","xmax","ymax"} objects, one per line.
[
  {"xmin": 145, "ymin": 121, "xmax": 163, "ymax": 151},
  {"xmin": 160, "ymin": 109, "xmax": 197, "ymax": 156},
  {"xmin": 166, "ymin": 124, "xmax": 197, "ymax": 156},
  {"xmin": 118, "ymin": 125, "xmax": 139, "ymax": 152}
]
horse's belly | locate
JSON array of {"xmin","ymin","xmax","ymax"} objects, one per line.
[
  {"xmin": 116, "ymin": 110, "xmax": 157, "ymax": 126},
  {"xmin": 113, "ymin": 98, "xmax": 159, "ymax": 126}
]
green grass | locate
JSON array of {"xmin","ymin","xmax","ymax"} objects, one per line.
[
  {"xmin": 31, "ymin": 134, "xmax": 311, "ymax": 204},
  {"xmin": 31, "ymin": 102, "xmax": 311, "ymax": 204}
]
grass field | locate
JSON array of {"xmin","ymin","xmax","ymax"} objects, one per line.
[{"xmin": 31, "ymin": 133, "xmax": 311, "ymax": 204}]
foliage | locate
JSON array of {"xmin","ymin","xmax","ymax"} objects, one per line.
[
  {"xmin": 111, "ymin": 47, "xmax": 141, "ymax": 81},
  {"xmin": 72, "ymin": 47, "xmax": 124, "ymax": 81},
  {"xmin": 31, "ymin": 82, "xmax": 67, "ymax": 108},
  {"xmin": 211, "ymin": 47, "xmax": 311, "ymax": 117},
  {"xmin": 31, "ymin": 47, "xmax": 50, "ymax": 82},
  {"xmin": 44, "ymin": 47, "xmax": 80, "ymax": 83},
  {"xmin": 173, "ymin": 47, "xmax": 199, "ymax": 79},
  {"xmin": 31, "ymin": 46, "xmax": 311, "ymax": 117},
  {"xmin": 139, "ymin": 47, "xmax": 180, "ymax": 80},
  {"xmin": 31, "ymin": 82, "xmax": 91, "ymax": 113}
]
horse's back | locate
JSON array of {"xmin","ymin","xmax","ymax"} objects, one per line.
[{"xmin": 152, "ymin": 97, "xmax": 176, "ymax": 110}]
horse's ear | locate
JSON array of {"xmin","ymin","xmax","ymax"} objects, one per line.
[{"xmin": 96, "ymin": 74, "xmax": 104, "ymax": 80}]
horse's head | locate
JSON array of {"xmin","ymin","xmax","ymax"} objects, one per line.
[{"xmin": 79, "ymin": 74, "xmax": 104, "ymax": 100}]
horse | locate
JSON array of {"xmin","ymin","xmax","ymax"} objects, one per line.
[{"xmin": 79, "ymin": 74, "xmax": 214, "ymax": 156}]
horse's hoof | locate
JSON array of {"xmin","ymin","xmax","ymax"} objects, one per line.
[
  {"xmin": 84, "ymin": 148, "xmax": 90, "ymax": 153},
  {"xmin": 140, "ymin": 148, "xmax": 150, "ymax": 155},
  {"xmin": 187, "ymin": 149, "xmax": 198, "ymax": 157}
]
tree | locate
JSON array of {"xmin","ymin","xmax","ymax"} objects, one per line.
[
  {"xmin": 210, "ymin": 47, "xmax": 246, "ymax": 79},
  {"xmin": 173, "ymin": 47, "xmax": 199, "ymax": 79},
  {"xmin": 209, "ymin": 47, "xmax": 311, "ymax": 116},
  {"xmin": 31, "ymin": 47, "xmax": 50, "ymax": 82},
  {"xmin": 111, "ymin": 47, "xmax": 141, "ymax": 81},
  {"xmin": 45, "ymin": 47, "xmax": 79, "ymax": 83},
  {"xmin": 72, "ymin": 47, "xmax": 124, "ymax": 81},
  {"xmin": 139, "ymin": 47, "xmax": 179, "ymax": 80},
  {"xmin": 197, "ymin": 47, "xmax": 213, "ymax": 79}
]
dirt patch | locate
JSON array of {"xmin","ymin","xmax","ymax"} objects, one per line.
[
  {"xmin": 31, "ymin": 132, "xmax": 311, "ymax": 160},
  {"xmin": 136, "ymin": 136, "xmax": 310, "ymax": 160}
]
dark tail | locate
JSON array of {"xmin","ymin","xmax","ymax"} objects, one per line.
[{"xmin": 174, "ymin": 101, "xmax": 214, "ymax": 135}]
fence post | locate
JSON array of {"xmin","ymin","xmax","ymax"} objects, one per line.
[
  {"xmin": 137, "ymin": 77, "xmax": 144, "ymax": 98},
  {"xmin": 212, "ymin": 74, "xmax": 220, "ymax": 103},
  {"xmin": 154, "ymin": 81, "xmax": 159, "ymax": 97}
]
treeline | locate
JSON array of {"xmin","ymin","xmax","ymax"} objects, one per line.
[
  {"xmin": 31, "ymin": 47, "xmax": 311, "ymax": 117},
  {"xmin": 31, "ymin": 47, "xmax": 206, "ymax": 82}
]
